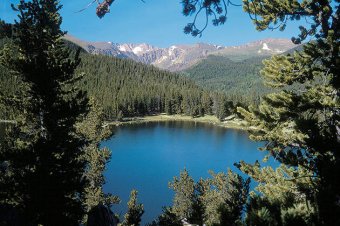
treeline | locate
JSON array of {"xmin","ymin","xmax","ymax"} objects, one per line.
[
  {"xmin": 183, "ymin": 55, "xmax": 272, "ymax": 106},
  {"xmin": 74, "ymin": 51, "xmax": 235, "ymax": 120}
]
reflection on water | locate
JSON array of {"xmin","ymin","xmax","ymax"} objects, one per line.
[{"xmin": 102, "ymin": 121, "xmax": 273, "ymax": 224}]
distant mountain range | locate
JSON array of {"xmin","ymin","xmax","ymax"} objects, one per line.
[{"xmin": 64, "ymin": 35, "xmax": 297, "ymax": 72}]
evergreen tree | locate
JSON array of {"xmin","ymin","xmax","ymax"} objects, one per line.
[
  {"xmin": 167, "ymin": 169, "xmax": 249, "ymax": 226},
  {"xmin": 200, "ymin": 170, "xmax": 250, "ymax": 226},
  {"xmin": 0, "ymin": 1, "xmax": 115, "ymax": 224},
  {"xmin": 0, "ymin": 20, "xmax": 12, "ymax": 38},
  {"xmin": 122, "ymin": 190, "xmax": 144, "ymax": 226},
  {"xmin": 76, "ymin": 100, "xmax": 120, "ymax": 222},
  {"xmin": 236, "ymin": 161, "xmax": 316, "ymax": 225},
  {"xmin": 146, "ymin": 207, "xmax": 182, "ymax": 226},
  {"xmin": 236, "ymin": 0, "xmax": 339, "ymax": 225},
  {"xmin": 168, "ymin": 169, "xmax": 196, "ymax": 221}
]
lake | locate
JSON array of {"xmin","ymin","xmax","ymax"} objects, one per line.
[{"xmin": 102, "ymin": 121, "xmax": 272, "ymax": 225}]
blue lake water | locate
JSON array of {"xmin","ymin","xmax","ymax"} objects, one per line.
[{"xmin": 102, "ymin": 121, "xmax": 273, "ymax": 225}]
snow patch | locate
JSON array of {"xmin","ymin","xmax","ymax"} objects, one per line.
[
  {"xmin": 262, "ymin": 43, "xmax": 271, "ymax": 51},
  {"xmin": 168, "ymin": 45, "xmax": 177, "ymax": 55},
  {"xmin": 133, "ymin": 46, "xmax": 143, "ymax": 54},
  {"xmin": 119, "ymin": 46, "xmax": 127, "ymax": 52},
  {"xmin": 108, "ymin": 41, "xmax": 112, "ymax": 44}
]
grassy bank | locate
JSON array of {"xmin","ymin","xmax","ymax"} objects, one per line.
[{"xmin": 107, "ymin": 114, "xmax": 249, "ymax": 130}]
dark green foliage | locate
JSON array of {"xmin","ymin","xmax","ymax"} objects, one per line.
[
  {"xmin": 184, "ymin": 55, "xmax": 269, "ymax": 106},
  {"xmin": 0, "ymin": 36, "xmax": 24, "ymax": 121},
  {"xmin": 1, "ymin": 30, "xmax": 236, "ymax": 123},
  {"xmin": 77, "ymin": 101, "xmax": 120, "ymax": 220},
  {"xmin": 236, "ymin": 161, "xmax": 317, "ymax": 225},
  {"xmin": 245, "ymin": 196, "xmax": 281, "ymax": 226},
  {"xmin": 237, "ymin": 0, "xmax": 339, "ymax": 225},
  {"xmin": 165, "ymin": 169, "xmax": 250, "ymax": 226},
  {"xmin": 214, "ymin": 93, "xmax": 234, "ymax": 120},
  {"xmin": 0, "ymin": 1, "xmax": 87, "ymax": 224},
  {"xmin": 75, "ymin": 53, "xmax": 234, "ymax": 120},
  {"xmin": 0, "ymin": 1, "xmax": 115, "ymax": 225},
  {"xmin": 245, "ymin": 194, "xmax": 316, "ymax": 226},
  {"xmin": 147, "ymin": 207, "xmax": 182, "ymax": 226},
  {"xmin": 0, "ymin": 20, "xmax": 12, "ymax": 39}
]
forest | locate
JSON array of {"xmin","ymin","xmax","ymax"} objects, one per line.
[
  {"xmin": 183, "ymin": 55, "xmax": 270, "ymax": 106},
  {"xmin": 75, "ymin": 52, "xmax": 234, "ymax": 120},
  {"xmin": 0, "ymin": 0, "xmax": 339, "ymax": 226}
]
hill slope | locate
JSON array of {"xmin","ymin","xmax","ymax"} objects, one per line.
[
  {"xmin": 0, "ymin": 37, "xmax": 234, "ymax": 121},
  {"xmin": 183, "ymin": 55, "xmax": 271, "ymax": 105}
]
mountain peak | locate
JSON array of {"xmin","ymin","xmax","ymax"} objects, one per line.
[{"xmin": 63, "ymin": 35, "xmax": 297, "ymax": 71}]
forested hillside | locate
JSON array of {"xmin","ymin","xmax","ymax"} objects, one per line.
[
  {"xmin": 183, "ymin": 55, "xmax": 270, "ymax": 105},
  {"xmin": 1, "ymin": 36, "xmax": 234, "ymax": 121},
  {"xmin": 76, "ymin": 53, "xmax": 233, "ymax": 120}
]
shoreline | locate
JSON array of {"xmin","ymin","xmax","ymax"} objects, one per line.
[{"xmin": 106, "ymin": 114, "xmax": 249, "ymax": 130}]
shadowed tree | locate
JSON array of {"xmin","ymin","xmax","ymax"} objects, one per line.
[
  {"xmin": 167, "ymin": 169, "xmax": 249, "ymax": 226},
  {"xmin": 0, "ymin": 0, "xmax": 116, "ymax": 225}
]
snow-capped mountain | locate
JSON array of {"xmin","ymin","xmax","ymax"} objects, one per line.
[
  {"xmin": 214, "ymin": 38, "xmax": 296, "ymax": 57},
  {"xmin": 64, "ymin": 35, "xmax": 296, "ymax": 71}
]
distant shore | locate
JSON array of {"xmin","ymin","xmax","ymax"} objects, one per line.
[{"xmin": 106, "ymin": 114, "xmax": 250, "ymax": 130}]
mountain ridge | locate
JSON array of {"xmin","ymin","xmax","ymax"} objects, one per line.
[{"xmin": 64, "ymin": 34, "xmax": 297, "ymax": 71}]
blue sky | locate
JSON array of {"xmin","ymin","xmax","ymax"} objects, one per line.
[{"xmin": 1, "ymin": 0, "xmax": 304, "ymax": 47}]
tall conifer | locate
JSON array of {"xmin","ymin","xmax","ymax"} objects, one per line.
[
  {"xmin": 0, "ymin": 0, "xmax": 115, "ymax": 224},
  {"xmin": 237, "ymin": 1, "xmax": 339, "ymax": 225}
]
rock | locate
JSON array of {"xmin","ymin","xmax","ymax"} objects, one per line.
[{"xmin": 87, "ymin": 204, "xmax": 119, "ymax": 226}]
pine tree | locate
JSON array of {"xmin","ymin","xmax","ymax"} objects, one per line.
[
  {"xmin": 168, "ymin": 169, "xmax": 196, "ymax": 221},
  {"xmin": 0, "ymin": 0, "xmax": 115, "ymax": 224},
  {"xmin": 199, "ymin": 170, "xmax": 250, "ymax": 226},
  {"xmin": 122, "ymin": 189, "xmax": 144, "ymax": 226},
  {"xmin": 236, "ymin": 1, "xmax": 339, "ymax": 225},
  {"xmin": 236, "ymin": 161, "xmax": 316, "ymax": 225},
  {"xmin": 76, "ymin": 100, "xmax": 120, "ymax": 222},
  {"xmin": 146, "ymin": 207, "xmax": 182, "ymax": 226},
  {"xmin": 167, "ymin": 169, "xmax": 249, "ymax": 226}
]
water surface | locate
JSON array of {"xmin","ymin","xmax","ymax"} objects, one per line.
[{"xmin": 102, "ymin": 121, "xmax": 271, "ymax": 224}]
